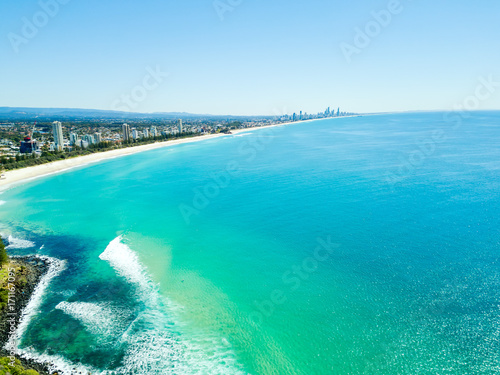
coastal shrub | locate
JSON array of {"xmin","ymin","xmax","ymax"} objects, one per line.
[
  {"xmin": 0, "ymin": 289, "xmax": 8, "ymax": 309},
  {"xmin": 0, "ymin": 238, "xmax": 7, "ymax": 268},
  {"xmin": 0, "ymin": 357, "xmax": 39, "ymax": 375},
  {"xmin": 20, "ymin": 370, "xmax": 39, "ymax": 375},
  {"xmin": 17, "ymin": 277, "xmax": 27, "ymax": 288}
]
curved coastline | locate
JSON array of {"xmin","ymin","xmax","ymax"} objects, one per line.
[
  {"xmin": 0, "ymin": 115, "xmax": 359, "ymax": 374},
  {"xmin": 0, "ymin": 118, "xmax": 325, "ymax": 192}
]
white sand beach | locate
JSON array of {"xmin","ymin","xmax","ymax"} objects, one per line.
[{"xmin": 0, "ymin": 120, "xmax": 315, "ymax": 191}]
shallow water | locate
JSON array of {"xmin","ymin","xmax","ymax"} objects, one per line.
[{"xmin": 1, "ymin": 112, "xmax": 500, "ymax": 374}]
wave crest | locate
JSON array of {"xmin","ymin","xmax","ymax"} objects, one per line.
[{"xmin": 99, "ymin": 236, "xmax": 152, "ymax": 292}]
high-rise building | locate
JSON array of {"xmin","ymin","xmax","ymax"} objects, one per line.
[
  {"xmin": 84, "ymin": 134, "xmax": 94, "ymax": 145},
  {"xmin": 94, "ymin": 133, "xmax": 102, "ymax": 144},
  {"xmin": 122, "ymin": 123, "xmax": 131, "ymax": 142},
  {"xmin": 70, "ymin": 133, "xmax": 79, "ymax": 146},
  {"xmin": 132, "ymin": 128, "xmax": 139, "ymax": 140},
  {"xmin": 150, "ymin": 126, "xmax": 158, "ymax": 137},
  {"xmin": 143, "ymin": 129, "xmax": 149, "ymax": 138},
  {"xmin": 52, "ymin": 121, "xmax": 64, "ymax": 151},
  {"xmin": 178, "ymin": 119, "xmax": 183, "ymax": 133}
]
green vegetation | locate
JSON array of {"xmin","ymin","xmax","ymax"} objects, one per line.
[
  {"xmin": 0, "ymin": 128, "xmax": 25, "ymax": 144},
  {"xmin": 0, "ymin": 260, "xmax": 28, "ymax": 307},
  {"xmin": 0, "ymin": 357, "xmax": 39, "ymax": 375},
  {"xmin": 0, "ymin": 241, "xmax": 39, "ymax": 375},
  {"xmin": 227, "ymin": 121, "xmax": 242, "ymax": 129},
  {"xmin": 0, "ymin": 238, "xmax": 7, "ymax": 268},
  {"xmin": 0, "ymin": 289, "xmax": 7, "ymax": 311},
  {"xmin": 0, "ymin": 238, "xmax": 10, "ymax": 310}
]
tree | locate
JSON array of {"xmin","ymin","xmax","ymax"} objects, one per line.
[{"xmin": 0, "ymin": 237, "xmax": 8, "ymax": 268}]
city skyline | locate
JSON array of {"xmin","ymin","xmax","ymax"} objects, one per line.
[{"xmin": 1, "ymin": 1, "xmax": 499, "ymax": 115}]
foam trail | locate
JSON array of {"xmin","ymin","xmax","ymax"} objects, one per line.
[
  {"xmin": 98, "ymin": 236, "xmax": 247, "ymax": 374},
  {"xmin": 7, "ymin": 256, "xmax": 65, "ymax": 347},
  {"xmin": 0, "ymin": 200, "xmax": 6, "ymax": 205},
  {"xmin": 0, "ymin": 236, "xmax": 247, "ymax": 374},
  {"xmin": 55, "ymin": 301, "xmax": 132, "ymax": 341},
  {"xmin": 9, "ymin": 238, "xmax": 247, "ymax": 374},
  {"xmin": 99, "ymin": 236, "xmax": 151, "ymax": 291},
  {"xmin": 5, "ymin": 235, "xmax": 36, "ymax": 249},
  {"xmin": 5, "ymin": 257, "xmax": 107, "ymax": 374},
  {"xmin": 2, "ymin": 256, "xmax": 99, "ymax": 374}
]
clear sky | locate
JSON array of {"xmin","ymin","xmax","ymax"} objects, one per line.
[{"xmin": 1, "ymin": 0, "xmax": 499, "ymax": 115}]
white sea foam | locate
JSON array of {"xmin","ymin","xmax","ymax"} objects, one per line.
[
  {"xmin": 7, "ymin": 238, "xmax": 246, "ymax": 374},
  {"xmin": 5, "ymin": 257, "xmax": 106, "ymax": 374},
  {"xmin": 96, "ymin": 236, "xmax": 247, "ymax": 374},
  {"xmin": 99, "ymin": 236, "xmax": 151, "ymax": 292},
  {"xmin": 55, "ymin": 289, "xmax": 75, "ymax": 298},
  {"xmin": 118, "ymin": 327, "xmax": 246, "ymax": 375},
  {"xmin": 0, "ymin": 200, "xmax": 6, "ymax": 206},
  {"xmin": 2, "ymin": 256, "xmax": 97, "ymax": 375},
  {"xmin": 55, "ymin": 301, "xmax": 132, "ymax": 341},
  {"xmin": 13, "ymin": 349, "xmax": 101, "ymax": 375},
  {"xmin": 7, "ymin": 256, "xmax": 66, "ymax": 349},
  {"xmin": 5, "ymin": 235, "xmax": 36, "ymax": 249}
]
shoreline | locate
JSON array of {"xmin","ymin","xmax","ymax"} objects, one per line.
[
  {"xmin": 0, "ymin": 256, "xmax": 54, "ymax": 375},
  {"xmin": 0, "ymin": 115, "xmax": 357, "ymax": 374},
  {"xmin": 0, "ymin": 120, "xmax": 311, "ymax": 191},
  {"xmin": 0, "ymin": 116, "xmax": 355, "ymax": 192},
  {"xmin": 0, "ymin": 133, "xmax": 227, "ymax": 191}
]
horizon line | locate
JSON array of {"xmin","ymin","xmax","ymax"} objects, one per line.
[{"xmin": 1, "ymin": 106, "xmax": 500, "ymax": 118}]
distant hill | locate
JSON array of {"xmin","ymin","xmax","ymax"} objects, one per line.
[{"xmin": 0, "ymin": 107, "xmax": 264, "ymax": 122}]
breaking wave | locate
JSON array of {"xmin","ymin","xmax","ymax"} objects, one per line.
[
  {"xmin": 94, "ymin": 236, "xmax": 247, "ymax": 374},
  {"xmin": 55, "ymin": 301, "xmax": 133, "ymax": 343},
  {"xmin": 2, "ymin": 256, "xmax": 93, "ymax": 375},
  {"xmin": 5, "ymin": 235, "xmax": 36, "ymax": 249},
  {"xmin": 7, "ymin": 238, "xmax": 246, "ymax": 374}
]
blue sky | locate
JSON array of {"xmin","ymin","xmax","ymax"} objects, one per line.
[{"xmin": 1, "ymin": 0, "xmax": 499, "ymax": 115}]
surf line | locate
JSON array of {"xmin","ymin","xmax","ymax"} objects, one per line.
[{"xmin": 5, "ymin": 256, "xmax": 67, "ymax": 371}]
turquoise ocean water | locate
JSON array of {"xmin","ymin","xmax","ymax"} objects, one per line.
[{"xmin": 1, "ymin": 112, "xmax": 500, "ymax": 374}]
